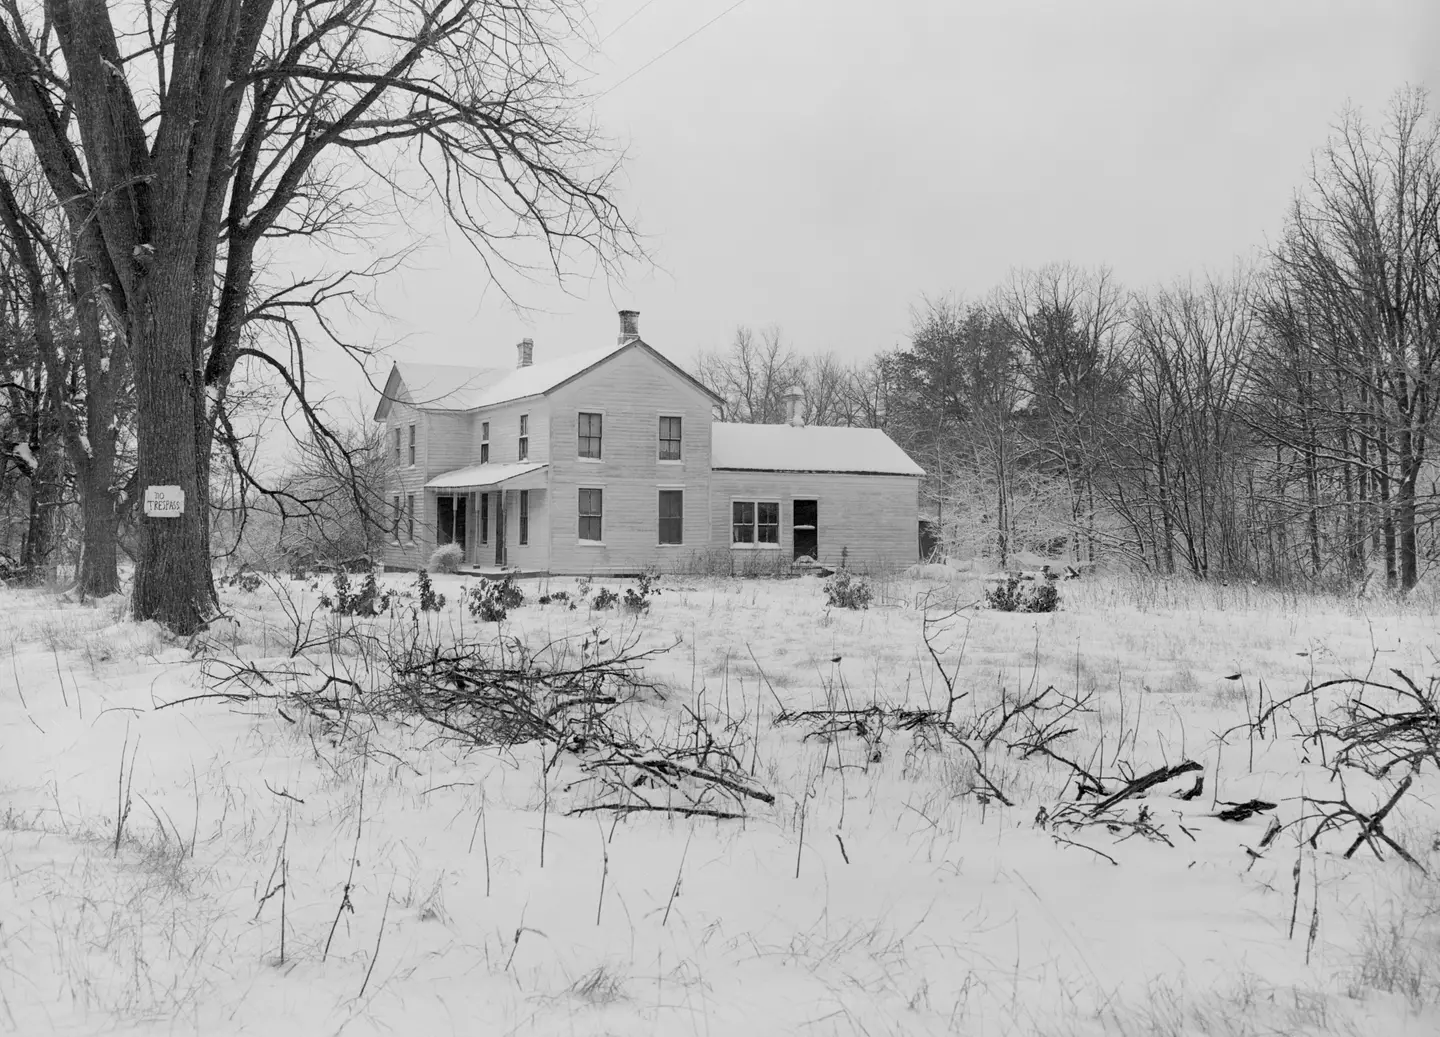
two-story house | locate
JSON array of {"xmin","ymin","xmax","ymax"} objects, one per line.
[{"xmin": 373, "ymin": 311, "xmax": 924, "ymax": 574}]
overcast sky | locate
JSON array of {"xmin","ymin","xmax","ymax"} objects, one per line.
[{"xmin": 324, "ymin": 0, "xmax": 1439, "ymax": 405}]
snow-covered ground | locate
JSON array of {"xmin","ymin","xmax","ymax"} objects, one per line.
[{"xmin": 2, "ymin": 571, "xmax": 1438, "ymax": 1036}]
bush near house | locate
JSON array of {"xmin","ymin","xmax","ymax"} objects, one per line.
[{"xmin": 429, "ymin": 543, "xmax": 463, "ymax": 573}]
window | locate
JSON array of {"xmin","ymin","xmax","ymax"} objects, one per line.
[
  {"xmin": 518, "ymin": 414, "xmax": 529, "ymax": 461},
  {"xmin": 481, "ymin": 422, "xmax": 490, "ymax": 464},
  {"xmin": 408, "ymin": 424, "xmax": 416, "ymax": 466},
  {"xmin": 519, "ymin": 490, "xmax": 529, "ymax": 545},
  {"xmin": 732, "ymin": 501, "xmax": 779, "ymax": 545},
  {"xmin": 578, "ymin": 488, "xmax": 603, "ymax": 542},
  {"xmin": 393, "ymin": 427, "xmax": 401, "ymax": 463},
  {"xmin": 391, "ymin": 495, "xmax": 401, "ymax": 539},
  {"xmin": 659, "ymin": 416, "xmax": 682, "ymax": 461},
  {"xmin": 578, "ymin": 412, "xmax": 603, "ymax": 459},
  {"xmin": 480, "ymin": 493, "xmax": 489, "ymax": 544},
  {"xmin": 406, "ymin": 494, "xmax": 415, "ymax": 541},
  {"xmin": 658, "ymin": 490, "xmax": 683, "ymax": 545}
]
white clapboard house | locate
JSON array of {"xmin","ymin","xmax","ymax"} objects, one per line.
[{"xmin": 373, "ymin": 312, "xmax": 924, "ymax": 574}]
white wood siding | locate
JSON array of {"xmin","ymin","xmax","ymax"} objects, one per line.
[
  {"xmin": 546, "ymin": 347, "xmax": 715, "ymax": 574},
  {"xmin": 471, "ymin": 398, "xmax": 551, "ymax": 464},
  {"xmin": 381, "ymin": 398, "xmax": 432, "ymax": 570},
  {"xmin": 709, "ymin": 471, "xmax": 920, "ymax": 572}
]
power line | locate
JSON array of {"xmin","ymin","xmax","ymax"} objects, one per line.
[
  {"xmin": 599, "ymin": 0, "xmax": 751, "ymax": 98},
  {"xmin": 600, "ymin": 0, "xmax": 660, "ymax": 45}
]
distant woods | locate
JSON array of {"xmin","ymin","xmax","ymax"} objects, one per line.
[{"xmin": 693, "ymin": 89, "xmax": 1440, "ymax": 591}]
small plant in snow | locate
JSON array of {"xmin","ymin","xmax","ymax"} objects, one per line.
[
  {"xmin": 622, "ymin": 571, "xmax": 660, "ymax": 613},
  {"xmin": 415, "ymin": 570, "xmax": 446, "ymax": 612},
  {"xmin": 538, "ymin": 589, "xmax": 570, "ymax": 605},
  {"xmin": 985, "ymin": 576, "xmax": 1058, "ymax": 613},
  {"xmin": 592, "ymin": 586, "xmax": 619, "ymax": 611},
  {"xmin": 428, "ymin": 543, "xmax": 463, "ymax": 573},
  {"xmin": 466, "ymin": 576, "xmax": 523, "ymax": 622},
  {"xmin": 319, "ymin": 570, "xmax": 390, "ymax": 616},
  {"xmin": 825, "ymin": 569, "xmax": 873, "ymax": 610}
]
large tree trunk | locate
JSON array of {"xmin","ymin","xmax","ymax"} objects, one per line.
[{"xmin": 130, "ymin": 262, "xmax": 214, "ymax": 634}]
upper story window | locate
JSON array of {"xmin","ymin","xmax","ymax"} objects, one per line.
[
  {"xmin": 408, "ymin": 424, "xmax": 416, "ymax": 466},
  {"xmin": 659, "ymin": 416, "xmax": 682, "ymax": 461},
  {"xmin": 578, "ymin": 412, "xmax": 603, "ymax": 459},
  {"xmin": 393, "ymin": 427, "xmax": 401, "ymax": 463},
  {"xmin": 481, "ymin": 421, "xmax": 490, "ymax": 463},
  {"xmin": 518, "ymin": 414, "xmax": 529, "ymax": 460}
]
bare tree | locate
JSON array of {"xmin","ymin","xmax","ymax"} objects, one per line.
[
  {"xmin": 1263, "ymin": 89, "xmax": 1440, "ymax": 590},
  {"xmin": 0, "ymin": 0, "xmax": 637, "ymax": 632},
  {"xmin": 694, "ymin": 325, "xmax": 804, "ymax": 423}
]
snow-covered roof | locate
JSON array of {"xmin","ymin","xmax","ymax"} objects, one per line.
[
  {"xmin": 375, "ymin": 337, "xmax": 721, "ymax": 421},
  {"xmin": 711, "ymin": 424, "xmax": 925, "ymax": 476},
  {"xmin": 425, "ymin": 461, "xmax": 549, "ymax": 490}
]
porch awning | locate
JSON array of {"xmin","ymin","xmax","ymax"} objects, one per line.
[{"xmin": 425, "ymin": 461, "xmax": 548, "ymax": 491}]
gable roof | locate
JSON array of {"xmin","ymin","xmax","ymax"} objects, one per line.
[
  {"xmin": 711, "ymin": 423, "xmax": 925, "ymax": 476},
  {"xmin": 374, "ymin": 339, "xmax": 720, "ymax": 420}
]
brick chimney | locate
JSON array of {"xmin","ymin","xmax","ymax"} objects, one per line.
[
  {"xmin": 618, "ymin": 310, "xmax": 640, "ymax": 343},
  {"xmin": 517, "ymin": 337, "xmax": 534, "ymax": 368},
  {"xmin": 784, "ymin": 386, "xmax": 805, "ymax": 427}
]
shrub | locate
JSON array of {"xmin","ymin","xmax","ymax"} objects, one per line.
[
  {"xmin": 467, "ymin": 575, "xmax": 524, "ymax": 622},
  {"xmin": 319, "ymin": 571, "xmax": 391, "ymax": 616},
  {"xmin": 592, "ymin": 587, "xmax": 619, "ymax": 611},
  {"xmin": 428, "ymin": 543, "xmax": 464, "ymax": 573},
  {"xmin": 984, "ymin": 576, "xmax": 1059, "ymax": 613},
  {"xmin": 219, "ymin": 568, "xmax": 262, "ymax": 593},
  {"xmin": 538, "ymin": 589, "xmax": 570, "ymax": 605},
  {"xmin": 824, "ymin": 569, "xmax": 873, "ymax": 610},
  {"xmin": 623, "ymin": 571, "xmax": 661, "ymax": 613}
]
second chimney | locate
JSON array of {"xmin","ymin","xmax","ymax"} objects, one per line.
[
  {"xmin": 784, "ymin": 386, "xmax": 806, "ymax": 427},
  {"xmin": 618, "ymin": 309, "xmax": 640, "ymax": 343},
  {"xmin": 517, "ymin": 337, "xmax": 534, "ymax": 368}
]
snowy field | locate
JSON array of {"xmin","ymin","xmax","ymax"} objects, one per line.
[{"xmin": 2, "ymin": 570, "xmax": 1439, "ymax": 1036}]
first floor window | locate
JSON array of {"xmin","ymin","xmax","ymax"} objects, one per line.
[
  {"xmin": 519, "ymin": 490, "xmax": 529, "ymax": 545},
  {"xmin": 732, "ymin": 500, "xmax": 779, "ymax": 545},
  {"xmin": 659, "ymin": 490, "xmax": 683, "ymax": 545},
  {"xmin": 578, "ymin": 488, "xmax": 603, "ymax": 542},
  {"xmin": 659, "ymin": 416, "xmax": 682, "ymax": 460},
  {"xmin": 391, "ymin": 495, "xmax": 401, "ymax": 538},
  {"xmin": 406, "ymin": 494, "xmax": 415, "ymax": 541},
  {"xmin": 480, "ymin": 492, "xmax": 489, "ymax": 544}
]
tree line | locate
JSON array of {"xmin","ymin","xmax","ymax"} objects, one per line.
[{"xmin": 694, "ymin": 90, "xmax": 1440, "ymax": 591}]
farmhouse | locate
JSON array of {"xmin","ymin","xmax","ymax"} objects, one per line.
[{"xmin": 373, "ymin": 311, "xmax": 924, "ymax": 575}]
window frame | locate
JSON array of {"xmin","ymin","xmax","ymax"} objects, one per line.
[
  {"xmin": 407, "ymin": 424, "xmax": 417, "ymax": 466},
  {"xmin": 518, "ymin": 413, "xmax": 529, "ymax": 461},
  {"xmin": 480, "ymin": 492, "xmax": 489, "ymax": 544},
  {"xmin": 481, "ymin": 421, "xmax": 490, "ymax": 464},
  {"xmin": 519, "ymin": 489, "xmax": 530, "ymax": 546},
  {"xmin": 393, "ymin": 427, "xmax": 402, "ymax": 463},
  {"xmin": 406, "ymin": 494, "xmax": 416, "ymax": 542},
  {"xmin": 578, "ymin": 410, "xmax": 604, "ymax": 461},
  {"xmin": 731, "ymin": 499, "xmax": 781, "ymax": 548},
  {"xmin": 391, "ymin": 494, "xmax": 401, "ymax": 541},
  {"xmin": 658, "ymin": 488, "xmax": 683, "ymax": 546},
  {"xmin": 578, "ymin": 487, "xmax": 604, "ymax": 544},
  {"xmin": 658, "ymin": 415, "xmax": 683, "ymax": 462}
]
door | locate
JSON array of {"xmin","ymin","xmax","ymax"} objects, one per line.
[
  {"xmin": 793, "ymin": 499, "xmax": 818, "ymax": 561},
  {"xmin": 437, "ymin": 496, "xmax": 469, "ymax": 561},
  {"xmin": 453, "ymin": 496, "xmax": 467, "ymax": 560},
  {"xmin": 494, "ymin": 491, "xmax": 506, "ymax": 566}
]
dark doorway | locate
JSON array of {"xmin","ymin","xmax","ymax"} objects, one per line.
[
  {"xmin": 437, "ymin": 496, "xmax": 468, "ymax": 561},
  {"xmin": 494, "ymin": 491, "xmax": 506, "ymax": 566},
  {"xmin": 793, "ymin": 499, "xmax": 818, "ymax": 561}
]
